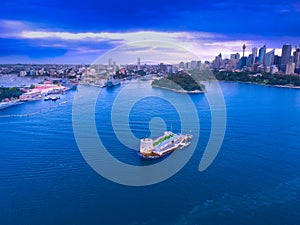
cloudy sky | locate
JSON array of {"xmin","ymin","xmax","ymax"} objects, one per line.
[{"xmin": 0, "ymin": 0, "xmax": 300, "ymax": 64}]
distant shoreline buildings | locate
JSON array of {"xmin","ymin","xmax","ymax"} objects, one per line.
[
  {"xmin": 209, "ymin": 43, "xmax": 300, "ymax": 75},
  {"xmin": 0, "ymin": 43, "xmax": 299, "ymax": 77}
]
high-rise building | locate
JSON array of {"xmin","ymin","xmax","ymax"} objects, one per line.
[
  {"xmin": 179, "ymin": 62, "xmax": 185, "ymax": 69},
  {"xmin": 191, "ymin": 60, "xmax": 197, "ymax": 69},
  {"xmin": 280, "ymin": 44, "xmax": 292, "ymax": 72},
  {"xmin": 185, "ymin": 62, "xmax": 190, "ymax": 69},
  {"xmin": 265, "ymin": 49, "xmax": 275, "ymax": 67},
  {"xmin": 108, "ymin": 58, "xmax": 112, "ymax": 68},
  {"xmin": 238, "ymin": 57, "xmax": 247, "ymax": 70},
  {"xmin": 213, "ymin": 53, "xmax": 222, "ymax": 69},
  {"xmin": 252, "ymin": 47, "xmax": 258, "ymax": 64},
  {"xmin": 273, "ymin": 55, "xmax": 281, "ymax": 66},
  {"xmin": 196, "ymin": 61, "xmax": 201, "ymax": 69},
  {"xmin": 258, "ymin": 45, "xmax": 266, "ymax": 65},
  {"xmin": 137, "ymin": 57, "xmax": 141, "ymax": 70},
  {"xmin": 246, "ymin": 54, "xmax": 253, "ymax": 67}
]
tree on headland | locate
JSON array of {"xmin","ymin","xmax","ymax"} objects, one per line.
[
  {"xmin": 152, "ymin": 73, "xmax": 206, "ymax": 92},
  {"xmin": 0, "ymin": 87, "xmax": 25, "ymax": 101},
  {"xmin": 214, "ymin": 71, "xmax": 300, "ymax": 86}
]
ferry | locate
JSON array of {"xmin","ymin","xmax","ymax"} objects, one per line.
[
  {"xmin": 44, "ymin": 96, "xmax": 60, "ymax": 101},
  {"xmin": 139, "ymin": 131, "xmax": 192, "ymax": 159}
]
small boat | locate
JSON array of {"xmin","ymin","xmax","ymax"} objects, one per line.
[
  {"xmin": 44, "ymin": 97, "xmax": 52, "ymax": 101},
  {"xmin": 59, "ymin": 101, "xmax": 67, "ymax": 105},
  {"xmin": 51, "ymin": 96, "xmax": 60, "ymax": 101}
]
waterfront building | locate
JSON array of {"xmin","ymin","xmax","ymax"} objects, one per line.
[
  {"xmin": 293, "ymin": 46, "xmax": 300, "ymax": 73},
  {"xmin": 270, "ymin": 65, "xmax": 279, "ymax": 74},
  {"xmin": 285, "ymin": 62, "xmax": 295, "ymax": 75},
  {"xmin": 280, "ymin": 44, "xmax": 292, "ymax": 72},
  {"xmin": 19, "ymin": 71, "xmax": 27, "ymax": 76}
]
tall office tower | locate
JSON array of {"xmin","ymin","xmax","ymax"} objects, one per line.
[
  {"xmin": 242, "ymin": 44, "xmax": 246, "ymax": 57},
  {"xmin": 246, "ymin": 54, "xmax": 253, "ymax": 67},
  {"xmin": 137, "ymin": 57, "xmax": 141, "ymax": 70},
  {"xmin": 213, "ymin": 53, "xmax": 222, "ymax": 68},
  {"xmin": 265, "ymin": 49, "xmax": 275, "ymax": 67},
  {"xmin": 108, "ymin": 58, "xmax": 112, "ymax": 67},
  {"xmin": 238, "ymin": 57, "xmax": 247, "ymax": 69},
  {"xmin": 196, "ymin": 61, "xmax": 201, "ymax": 69},
  {"xmin": 280, "ymin": 44, "xmax": 292, "ymax": 72},
  {"xmin": 252, "ymin": 47, "xmax": 258, "ymax": 64},
  {"xmin": 293, "ymin": 46, "xmax": 300, "ymax": 73},
  {"xmin": 258, "ymin": 45, "xmax": 266, "ymax": 65}
]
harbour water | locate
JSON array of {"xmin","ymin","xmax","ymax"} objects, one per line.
[{"xmin": 1, "ymin": 80, "xmax": 300, "ymax": 225}]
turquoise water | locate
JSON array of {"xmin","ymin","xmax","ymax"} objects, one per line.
[{"xmin": 1, "ymin": 81, "xmax": 300, "ymax": 225}]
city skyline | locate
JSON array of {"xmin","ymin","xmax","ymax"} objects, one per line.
[{"xmin": 1, "ymin": 0, "xmax": 300, "ymax": 64}]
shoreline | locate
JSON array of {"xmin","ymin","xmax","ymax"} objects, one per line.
[
  {"xmin": 219, "ymin": 80, "xmax": 300, "ymax": 89},
  {"xmin": 151, "ymin": 85, "xmax": 206, "ymax": 94}
]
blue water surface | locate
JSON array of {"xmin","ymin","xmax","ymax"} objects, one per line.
[{"xmin": 0, "ymin": 81, "xmax": 300, "ymax": 225}]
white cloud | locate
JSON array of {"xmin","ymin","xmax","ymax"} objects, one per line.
[{"xmin": 2, "ymin": 20, "xmax": 296, "ymax": 64}]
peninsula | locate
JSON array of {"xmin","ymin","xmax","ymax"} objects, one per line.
[{"xmin": 151, "ymin": 73, "xmax": 206, "ymax": 93}]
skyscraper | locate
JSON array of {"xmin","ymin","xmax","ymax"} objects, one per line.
[
  {"xmin": 258, "ymin": 45, "xmax": 266, "ymax": 66},
  {"xmin": 280, "ymin": 44, "xmax": 292, "ymax": 72},
  {"xmin": 252, "ymin": 47, "xmax": 258, "ymax": 64},
  {"xmin": 213, "ymin": 53, "xmax": 222, "ymax": 69},
  {"xmin": 265, "ymin": 49, "xmax": 275, "ymax": 67},
  {"xmin": 246, "ymin": 54, "xmax": 253, "ymax": 67}
]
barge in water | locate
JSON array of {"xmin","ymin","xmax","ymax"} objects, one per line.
[{"xmin": 139, "ymin": 131, "xmax": 192, "ymax": 159}]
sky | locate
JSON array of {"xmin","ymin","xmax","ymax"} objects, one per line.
[{"xmin": 0, "ymin": 0, "xmax": 300, "ymax": 64}]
